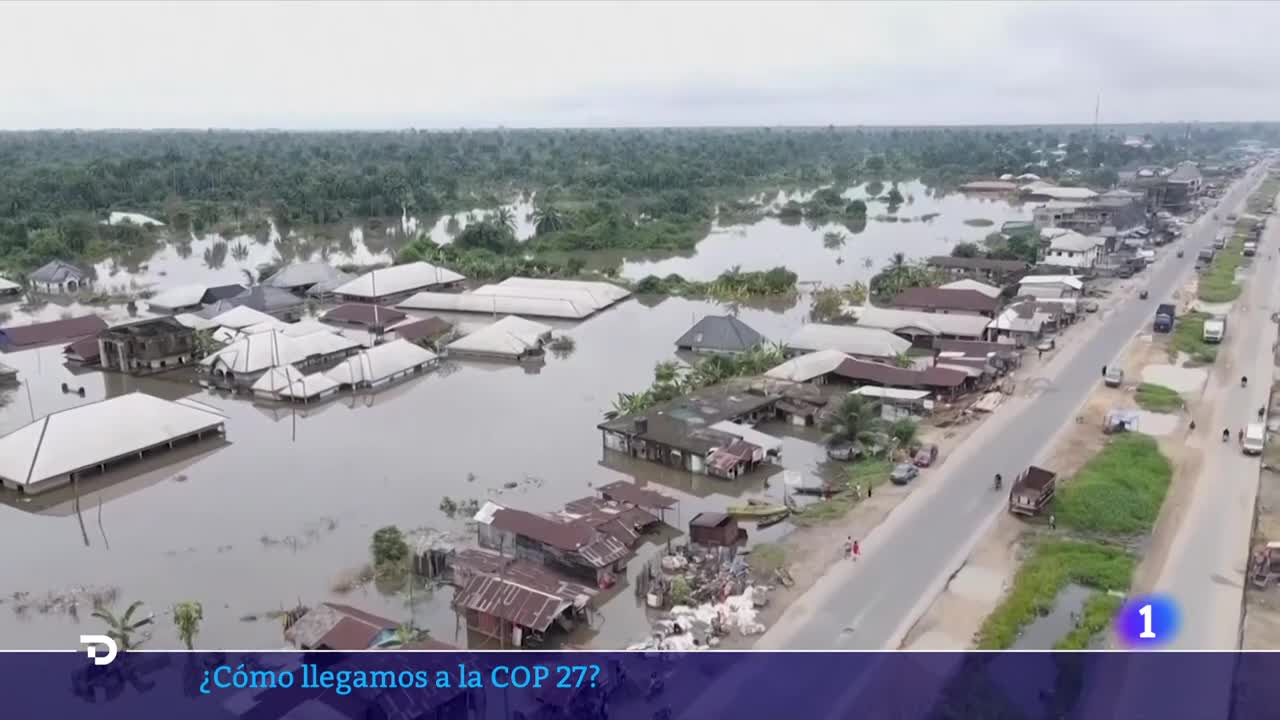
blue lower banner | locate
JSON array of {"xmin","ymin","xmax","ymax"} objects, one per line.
[{"xmin": 6, "ymin": 650, "xmax": 1278, "ymax": 719}]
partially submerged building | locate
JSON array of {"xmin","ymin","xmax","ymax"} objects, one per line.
[
  {"xmin": 201, "ymin": 304, "xmax": 279, "ymax": 330},
  {"xmin": 598, "ymin": 383, "xmax": 781, "ymax": 477},
  {"xmin": 321, "ymin": 303, "xmax": 408, "ymax": 333},
  {"xmin": 28, "ymin": 260, "xmax": 91, "ymax": 294},
  {"xmin": 332, "ymin": 262, "xmax": 465, "ymax": 305},
  {"xmin": 146, "ymin": 284, "xmax": 245, "ymax": 313},
  {"xmin": 473, "ymin": 501, "xmax": 631, "ymax": 588},
  {"xmin": 97, "ymin": 316, "xmax": 197, "ymax": 374},
  {"xmin": 251, "ymin": 364, "xmax": 341, "ymax": 403},
  {"xmin": 324, "ymin": 339, "xmax": 438, "ymax": 390},
  {"xmin": 263, "ymin": 262, "xmax": 352, "ymax": 294},
  {"xmin": 0, "ymin": 393, "xmax": 227, "ymax": 495},
  {"xmin": 284, "ymin": 602, "xmax": 399, "ymax": 650},
  {"xmin": 594, "ymin": 481, "xmax": 679, "ymax": 523},
  {"xmin": 392, "ymin": 316, "xmax": 454, "ymax": 348},
  {"xmin": 674, "ymin": 315, "xmax": 766, "ymax": 355},
  {"xmin": 201, "ymin": 329, "xmax": 362, "ymax": 387},
  {"xmin": 0, "ymin": 276, "xmax": 22, "ymax": 298},
  {"xmin": 221, "ymin": 285, "xmax": 305, "ymax": 322},
  {"xmin": 450, "ymin": 548, "xmax": 595, "ymax": 649},
  {"xmin": 447, "ymin": 316, "xmax": 552, "ymax": 361},
  {"xmin": 63, "ymin": 336, "xmax": 101, "ymax": 366},
  {"xmin": 784, "ymin": 323, "xmax": 911, "ymax": 361},
  {"xmin": 400, "ymin": 277, "xmax": 630, "ymax": 319},
  {"xmin": 0, "ymin": 315, "xmax": 107, "ymax": 352},
  {"xmin": 938, "ymin": 278, "xmax": 1002, "ymax": 299}
]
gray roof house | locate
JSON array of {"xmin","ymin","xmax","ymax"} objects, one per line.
[
  {"xmin": 219, "ymin": 286, "xmax": 305, "ymax": 321},
  {"xmin": 29, "ymin": 260, "xmax": 91, "ymax": 293},
  {"xmin": 264, "ymin": 262, "xmax": 352, "ymax": 293},
  {"xmin": 674, "ymin": 315, "xmax": 766, "ymax": 354}
]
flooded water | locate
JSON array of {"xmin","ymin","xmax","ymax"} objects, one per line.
[
  {"xmin": 0, "ymin": 291, "xmax": 848, "ymax": 650},
  {"xmin": 1011, "ymin": 583, "xmax": 1093, "ymax": 649}
]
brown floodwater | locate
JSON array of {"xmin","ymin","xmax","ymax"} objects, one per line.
[{"xmin": 0, "ymin": 179, "xmax": 1025, "ymax": 649}]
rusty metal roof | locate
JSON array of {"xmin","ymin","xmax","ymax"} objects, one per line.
[
  {"xmin": 452, "ymin": 550, "xmax": 595, "ymax": 632},
  {"xmin": 892, "ymin": 287, "xmax": 1000, "ymax": 314},
  {"xmin": 323, "ymin": 303, "xmax": 407, "ymax": 328},
  {"xmin": 284, "ymin": 602, "xmax": 397, "ymax": 650},
  {"xmin": 488, "ymin": 506, "xmax": 631, "ymax": 568},
  {"xmin": 0, "ymin": 315, "xmax": 106, "ymax": 351},
  {"xmin": 596, "ymin": 480, "xmax": 678, "ymax": 509}
]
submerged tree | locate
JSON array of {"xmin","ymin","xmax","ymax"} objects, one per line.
[
  {"xmin": 172, "ymin": 601, "xmax": 203, "ymax": 650},
  {"xmin": 92, "ymin": 601, "xmax": 154, "ymax": 651}
]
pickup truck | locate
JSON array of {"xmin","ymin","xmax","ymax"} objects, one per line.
[
  {"xmin": 1214, "ymin": 231, "xmax": 1229, "ymax": 249},
  {"xmin": 1245, "ymin": 241, "xmax": 1258, "ymax": 256},
  {"xmin": 1244, "ymin": 423, "xmax": 1266, "ymax": 456},
  {"xmin": 1104, "ymin": 366, "xmax": 1125, "ymax": 387},
  {"xmin": 1197, "ymin": 248, "xmax": 1215, "ymax": 267},
  {"xmin": 1203, "ymin": 316, "xmax": 1226, "ymax": 343},
  {"xmin": 1153, "ymin": 303, "xmax": 1176, "ymax": 333},
  {"xmin": 1009, "ymin": 466, "xmax": 1056, "ymax": 517}
]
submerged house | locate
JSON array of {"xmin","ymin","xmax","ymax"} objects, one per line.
[
  {"xmin": 201, "ymin": 329, "xmax": 362, "ymax": 388},
  {"xmin": 392, "ymin": 316, "xmax": 454, "ymax": 348},
  {"xmin": 595, "ymin": 480, "xmax": 679, "ymax": 523},
  {"xmin": 251, "ymin": 364, "xmax": 341, "ymax": 403},
  {"xmin": 222, "ymin": 285, "xmax": 306, "ymax": 322},
  {"xmin": 63, "ymin": 336, "xmax": 102, "ymax": 366},
  {"xmin": 447, "ymin": 316, "xmax": 552, "ymax": 361},
  {"xmin": 450, "ymin": 548, "xmax": 595, "ymax": 649},
  {"xmin": 28, "ymin": 260, "xmax": 91, "ymax": 294},
  {"xmin": 97, "ymin": 317, "xmax": 197, "ymax": 374},
  {"xmin": 400, "ymin": 277, "xmax": 630, "ymax": 320},
  {"xmin": 674, "ymin": 315, "xmax": 766, "ymax": 355},
  {"xmin": 263, "ymin": 262, "xmax": 352, "ymax": 294},
  {"xmin": 147, "ymin": 284, "xmax": 245, "ymax": 313},
  {"xmin": 321, "ymin": 303, "xmax": 408, "ymax": 333},
  {"xmin": 0, "ymin": 393, "xmax": 226, "ymax": 495},
  {"xmin": 332, "ymin": 262, "xmax": 465, "ymax": 305},
  {"xmin": 201, "ymin": 304, "xmax": 280, "ymax": 330},
  {"xmin": 473, "ymin": 502, "xmax": 631, "ymax": 588},
  {"xmin": 284, "ymin": 602, "xmax": 399, "ymax": 650},
  {"xmin": 323, "ymin": 339, "xmax": 438, "ymax": 390},
  {"xmin": 0, "ymin": 276, "xmax": 22, "ymax": 298},
  {"xmin": 0, "ymin": 315, "xmax": 108, "ymax": 352},
  {"xmin": 598, "ymin": 383, "xmax": 781, "ymax": 477}
]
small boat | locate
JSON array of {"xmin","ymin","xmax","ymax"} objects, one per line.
[
  {"xmin": 756, "ymin": 511, "xmax": 791, "ymax": 529},
  {"xmin": 727, "ymin": 503, "xmax": 788, "ymax": 519}
]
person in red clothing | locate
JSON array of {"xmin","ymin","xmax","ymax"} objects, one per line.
[{"xmin": 851, "ymin": 539, "xmax": 861, "ymax": 561}]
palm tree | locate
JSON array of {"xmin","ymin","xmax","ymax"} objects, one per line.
[
  {"xmin": 531, "ymin": 205, "xmax": 566, "ymax": 235},
  {"xmin": 892, "ymin": 352, "xmax": 914, "ymax": 368},
  {"xmin": 172, "ymin": 601, "xmax": 203, "ymax": 650},
  {"xmin": 823, "ymin": 231, "xmax": 846, "ymax": 250},
  {"xmin": 822, "ymin": 395, "xmax": 884, "ymax": 449},
  {"xmin": 492, "ymin": 207, "xmax": 517, "ymax": 234},
  {"xmin": 92, "ymin": 601, "xmax": 154, "ymax": 651}
]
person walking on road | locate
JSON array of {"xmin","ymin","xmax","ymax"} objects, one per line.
[
  {"xmin": 1101, "ymin": 364, "xmax": 1107, "ymax": 377},
  {"xmin": 1049, "ymin": 514, "xmax": 1056, "ymax": 530},
  {"xmin": 851, "ymin": 539, "xmax": 861, "ymax": 561},
  {"xmin": 844, "ymin": 536, "xmax": 853, "ymax": 559}
]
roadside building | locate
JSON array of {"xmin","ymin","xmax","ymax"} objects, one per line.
[
  {"xmin": 926, "ymin": 256, "xmax": 1031, "ymax": 285},
  {"xmin": 1041, "ymin": 231, "xmax": 1099, "ymax": 269},
  {"xmin": 473, "ymin": 501, "xmax": 631, "ymax": 588},
  {"xmin": 450, "ymin": 548, "xmax": 595, "ymax": 649},
  {"xmin": 284, "ymin": 602, "xmax": 399, "ymax": 650},
  {"xmin": 891, "ymin": 287, "xmax": 1001, "ymax": 318},
  {"xmin": 784, "ymin": 323, "xmax": 911, "ymax": 361},
  {"xmin": 1017, "ymin": 274, "xmax": 1084, "ymax": 298},
  {"xmin": 263, "ymin": 262, "xmax": 351, "ymax": 294},
  {"xmin": 988, "ymin": 306, "xmax": 1048, "ymax": 346},
  {"xmin": 0, "ymin": 276, "xmax": 22, "ymax": 298},
  {"xmin": 935, "ymin": 339, "xmax": 1022, "ymax": 373},
  {"xmin": 0, "ymin": 314, "xmax": 107, "ymax": 352},
  {"xmin": 855, "ymin": 306, "xmax": 991, "ymax": 346},
  {"xmin": 1148, "ymin": 161, "xmax": 1204, "ymax": 212},
  {"xmin": 28, "ymin": 260, "xmax": 91, "ymax": 294},
  {"xmin": 674, "ymin": 315, "xmax": 766, "ymax": 355},
  {"xmin": 0, "ymin": 393, "xmax": 226, "ymax": 495},
  {"xmin": 97, "ymin": 316, "xmax": 197, "ymax": 374},
  {"xmin": 332, "ymin": 262, "xmax": 465, "ymax": 305},
  {"xmin": 446, "ymin": 316, "xmax": 552, "ymax": 361},
  {"xmin": 391, "ymin": 316, "xmax": 454, "ymax": 348},
  {"xmin": 323, "ymin": 339, "xmax": 438, "ymax": 390},
  {"xmin": 938, "ymin": 278, "xmax": 1002, "ymax": 299},
  {"xmin": 830, "ymin": 357, "xmax": 971, "ymax": 399},
  {"xmin": 597, "ymin": 383, "xmax": 781, "ymax": 476},
  {"xmin": 558, "ymin": 496, "xmax": 662, "ymax": 548},
  {"xmin": 764, "ymin": 348, "xmax": 854, "ymax": 385},
  {"xmin": 850, "ymin": 386, "xmax": 933, "ymax": 420}
]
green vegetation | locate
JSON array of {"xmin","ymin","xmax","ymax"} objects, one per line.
[
  {"xmin": 1054, "ymin": 434, "xmax": 1172, "ymax": 535},
  {"xmin": 1170, "ymin": 311, "xmax": 1219, "ymax": 364},
  {"xmin": 606, "ymin": 344, "xmax": 787, "ymax": 418},
  {"xmin": 791, "ymin": 459, "xmax": 894, "ymax": 527},
  {"xmin": 669, "ymin": 576, "xmax": 692, "ymax": 605},
  {"xmin": 809, "ymin": 282, "xmax": 868, "ymax": 322},
  {"xmin": 370, "ymin": 526, "xmax": 410, "ymax": 576},
  {"xmin": 747, "ymin": 543, "xmax": 787, "ymax": 574},
  {"xmin": 1055, "ymin": 593, "xmax": 1124, "ymax": 650},
  {"xmin": 869, "ymin": 251, "xmax": 946, "ymax": 300},
  {"xmin": 823, "ymin": 395, "xmax": 886, "ymax": 448},
  {"xmin": 975, "ymin": 540, "xmax": 1134, "ymax": 649},
  {"xmin": 1198, "ymin": 236, "xmax": 1243, "ymax": 302},
  {"xmin": 632, "ymin": 266, "xmax": 799, "ymax": 300},
  {"xmin": 172, "ymin": 600, "xmax": 204, "ymax": 650},
  {"xmin": 1134, "ymin": 383, "xmax": 1184, "ymax": 413},
  {"xmin": 91, "ymin": 600, "xmax": 154, "ymax": 651},
  {"xmin": 0, "ymin": 126, "xmax": 1260, "ymax": 273}
]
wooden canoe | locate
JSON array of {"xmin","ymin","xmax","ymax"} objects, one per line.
[{"xmin": 727, "ymin": 503, "xmax": 788, "ymax": 519}]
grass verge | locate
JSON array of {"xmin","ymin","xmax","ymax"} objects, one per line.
[
  {"xmin": 1054, "ymin": 434, "xmax": 1172, "ymax": 535},
  {"xmin": 1055, "ymin": 592, "xmax": 1124, "ymax": 650},
  {"xmin": 747, "ymin": 543, "xmax": 787, "ymax": 574},
  {"xmin": 975, "ymin": 540, "xmax": 1134, "ymax": 650},
  {"xmin": 1198, "ymin": 238, "xmax": 1243, "ymax": 303},
  {"xmin": 791, "ymin": 459, "xmax": 892, "ymax": 527},
  {"xmin": 1134, "ymin": 383, "xmax": 1184, "ymax": 413},
  {"xmin": 1170, "ymin": 311, "xmax": 1218, "ymax": 364}
]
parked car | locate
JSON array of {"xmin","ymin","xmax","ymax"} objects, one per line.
[
  {"xmin": 890, "ymin": 463, "xmax": 920, "ymax": 485},
  {"xmin": 1083, "ymin": 300, "xmax": 1100, "ymax": 313},
  {"xmin": 913, "ymin": 444, "xmax": 939, "ymax": 467},
  {"xmin": 1037, "ymin": 338, "xmax": 1056, "ymax": 352},
  {"xmin": 1105, "ymin": 366, "xmax": 1125, "ymax": 388}
]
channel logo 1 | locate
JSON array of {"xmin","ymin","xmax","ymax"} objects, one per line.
[{"xmin": 79, "ymin": 635, "xmax": 119, "ymax": 666}]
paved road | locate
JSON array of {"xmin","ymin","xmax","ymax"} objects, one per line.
[{"xmin": 753, "ymin": 164, "xmax": 1272, "ymax": 652}]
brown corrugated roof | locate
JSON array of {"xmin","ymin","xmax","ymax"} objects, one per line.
[
  {"xmin": 452, "ymin": 554, "xmax": 595, "ymax": 632},
  {"xmin": 691, "ymin": 512, "xmax": 732, "ymax": 528},
  {"xmin": 892, "ymin": 288, "xmax": 1000, "ymax": 314},
  {"xmin": 323, "ymin": 303, "xmax": 407, "ymax": 328},
  {"xmin": 285, "ymin": 602, "xmax": 398, "ymax": 650},
  {"xmin": 0, "ymin": 315, "xmax": 106, "ymax": 350},
  {"xmin": 596, "ymin": 480, "xmax": 678, "ymax": 509},
  {"xmin": 64, "ymin": 336, "xmax": 101, "ymax": 361},
  {"xmin": 491, "ymin": 507, "xmax": 596, "ymax": 550},
  {"xmin": 394, "ymin": 316, "xmax": 452, "ymax": 343},
  {"xmin": 833, "ymin": 358, "xmax": 968, "ymax": 389},
  {"xmin": 927, "ymin": 256, "xmax": 1030, "ymax": 272}
]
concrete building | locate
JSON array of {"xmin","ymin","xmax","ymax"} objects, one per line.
[
  {"xmin": 333, "ymin": 262, "xmax": 465, "ymax": 305},
  {"xmin": 98, "ymin": 317, "xmax": 197, "ymax": 374},
  {"xmin": 1041, "ymin": 231, "xmax": 1099, "ymax": 269},
  {"xmin": 28, "ymin": 260, "xmax": 91, "ymax": 294},
  {"xmin": 447, "ymin": 316, "xmax": 552, "ymax": 361}
]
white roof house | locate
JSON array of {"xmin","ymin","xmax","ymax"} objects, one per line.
[
  {"xmin": 1022, "ymin": 185, "xmax": 1098, "ymax": 201},
  {"xmin": 107, "ymin": 211, "xmax": 165, "ymax": 227},
  {"xmin": 324, "ymin": 339, "xmax": 438, "ymax": 389},
  {"xmin": 147, "ymin": 285, "xmax": 209, "ymax": 312},
  {"xmin": 399, "ymin": 277, "xmax": 631, "ymax": 319},
  {"xmin": 495, "ymin": 277, "xmax": 632, "ymax": 305},
  {"xmin": 851, "ymin": 386, "xmax": 932, "ymax": 402},
  {"xmin": 939, "ymin": 279, "xmax": 1001, "ymax": 299},
  {"xmin": 202, "ymin": 330, "xmax": 361, "ymax": 375},
  {"xmin": 855, "ymin": 306, "xmax": 992, "ymax": 339},
  {"xmin": 1048, "ymin": 231, "xmax": 1096, "ymax": 253},
  {"xmin": 764, "ymin": 349, "xmax": 852, "ymax": 383},
  {"xmin": 251, "ymin": 365, "xmax": 340, "ymax": 402},
  {"xmin": 263, "ymin": 262, "xmax": 349, "ymax": 291},
  {"xmin": 989, "ymin": 308, "xmax": 1048, "ymax": 334},
  {"xmin": 784, "ymin": 324, "xmax": 911, "ymax": 359},
  {"xmin": 710, "ymin": 421, "xmax": 784, "ymax": 456},
  {"xmin": 1019, "ymin": 275, "xmax": 1084, "ymax": 291},
  {"xmin": 0, "ymin": 277, "xmax": 19, "ymax": 293},
  {"xmin": 332, "ymin": 262, "xmax": 465, "ymax": 302},
  {"xmin": 0, "ymin": 393, "xmax": 226, "ymax": 495},
  {"xmin": 173, "ymin": 313, "xmax": 216, "ymax": 331},
  {"xmin": 447, "ymin": 316, "xmax": 553, "ymax": 359},
  {"xmin": 209, "ymin": 305, "xmax": 279, "ymax": 330}
]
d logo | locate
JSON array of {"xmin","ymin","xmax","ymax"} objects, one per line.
[{"xmin": 80, "ymin": 635, "xmax": 118, "ymax": 666}]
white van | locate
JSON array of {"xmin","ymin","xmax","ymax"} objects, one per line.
[{"xmin": 1244, "ymin": 423, "xmax": 1266, "ymax": 456}]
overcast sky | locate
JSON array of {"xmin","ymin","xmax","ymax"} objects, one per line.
[{"xmin": 4, "ymin": 1, "xmax": 1280, "ymax": 129}]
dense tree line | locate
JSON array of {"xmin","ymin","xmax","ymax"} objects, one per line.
[{"xmin": 0, "ymin": 124, "xmax": 1274, "ymax": 272}]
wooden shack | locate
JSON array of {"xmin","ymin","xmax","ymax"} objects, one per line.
[{"xmin": 689, "ymin": 512, "xmax": 743, "ymax": 547}]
